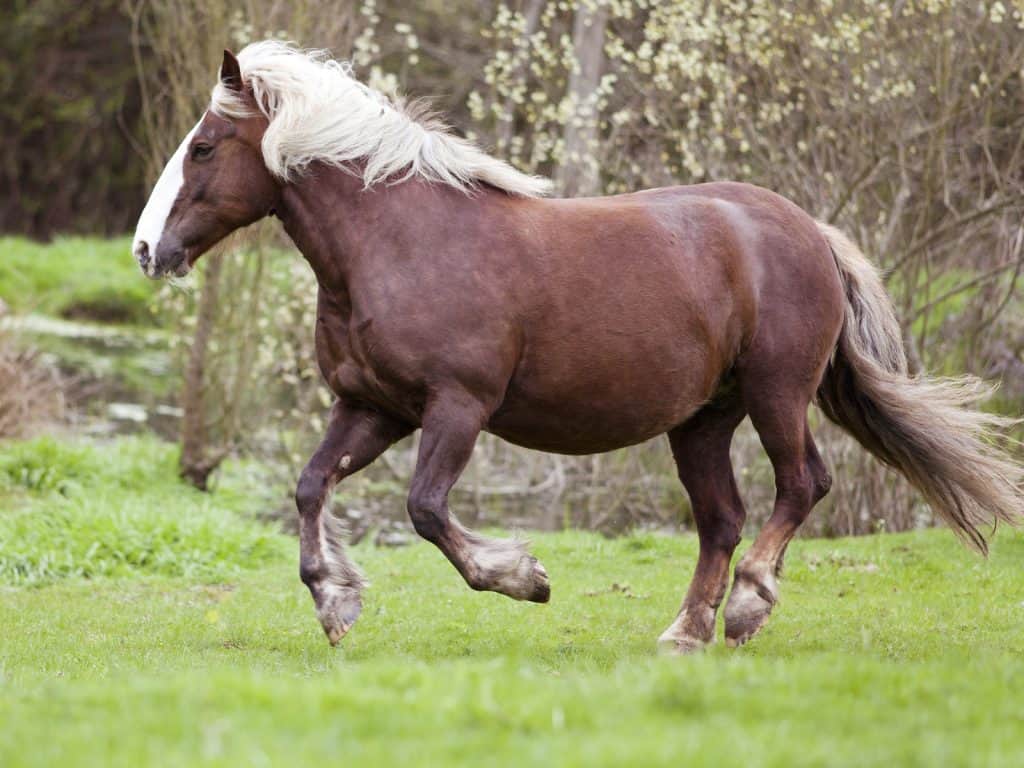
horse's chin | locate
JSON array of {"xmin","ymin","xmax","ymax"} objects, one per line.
[
  {"xmin": 145, "ymin": 252, "xmax": 194, "ymax": 280},
  {"xmin": 165, "ymin": 247, "xmax": 200, "ymax": 278},
  {"xmin": 170, "ymin": 260, "xmax": 193, "ymax": 278}
]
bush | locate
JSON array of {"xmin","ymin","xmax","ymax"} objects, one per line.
[{"xmin": 0, "ymin": 325, "xmax": 63, "ymax": 439}]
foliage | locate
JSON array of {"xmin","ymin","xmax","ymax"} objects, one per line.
[
  {"xmin": 0, "ymin": 436, "xmax": 288, "ymax": 586},
  {"xmin": 1, "ymin": 520, "xmax": 1024, "ymax": 765},
  {"xmin": 0, "ymin": 1, "xmax": 145, "ymax": 237}
]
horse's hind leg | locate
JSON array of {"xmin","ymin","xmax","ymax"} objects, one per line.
[
  {"xmin": 406, "ymin": 391, "xmax": 550, "ymax": 602},
  {"xmin": 297, "ymin": 400, "xmax": 411, "ymax": 645},
  {"xmin": 658, "ymin": 395, "xmax": 747, "ymax": 654},
  {"xmin": 723, "ymin": 398, "xmax": 831, "ymax": 647}
]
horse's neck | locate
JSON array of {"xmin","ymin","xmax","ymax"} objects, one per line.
[
  {"xmin": 277, "ymin": 165, "xmax": 488, "ymax": 293},
  {"xmin": 277, "ymin": 166, "xmax": 366, "ymax": 291}
]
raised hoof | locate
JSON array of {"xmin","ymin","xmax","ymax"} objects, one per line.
[
  {"xmin": 526, "ymin": 558, "xmax": 551, "ymax": 603},
  {"xmin": 326, "ymin": 623, "xmax": 352, "ymax": 646},
  {"xmin": 656, "ymin": 609, "xmax": 713, "ymax": 655},
  {"xmin": 315, "ymin": 585, "xmax": 363, "ymax": 646},
  {"xmin": 723, "ymin": 576, "xmax": 776, "ymax": 648},
  {"xmin": 484, "ymin": 553, "xmax": 551, "ymax": 603}
]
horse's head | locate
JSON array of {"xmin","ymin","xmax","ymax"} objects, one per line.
[{"xmin": 132, "ymin": 50, "xmax": 277, "ymax": 278}]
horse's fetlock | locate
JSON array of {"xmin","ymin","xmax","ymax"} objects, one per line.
[
  {"xmin": 733, "ymin": 557, "xmax": 773, "ymax": 592},
  {"xmin": 299, "ymin": 557, "xmax": 326, "ymax": 588},
  {"xmin": 464, "ymin": 571, "xmax": 489, "ymax": 592}
]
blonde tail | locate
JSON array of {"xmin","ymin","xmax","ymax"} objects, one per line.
[{"xmin": 816, "ymin": 222, "xmax": 1023, "ymax": 552}]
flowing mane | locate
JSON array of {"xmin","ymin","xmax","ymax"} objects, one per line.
[{"xmin": 210, "ymin": 40, "xmax": 552, "ymax": 197}]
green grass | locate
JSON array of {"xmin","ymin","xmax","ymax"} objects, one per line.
[
  {"xmin": 0, "ymin": 436, "xmax": 287, "ymax": 585},
  {"xmin": 0, "ymin": 236, "xmax": 157, "ymax": 324},
  {"xmin": 2, "ymin": 436, "xmax": 1023, "ymax": 767}
]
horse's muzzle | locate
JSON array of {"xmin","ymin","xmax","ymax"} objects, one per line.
[
  {"xmin": 133, "ymin": 239, "xmax": 152, "ymax": 275},
  {"xmin": 136, "ymin": 235, "xmax": 189, "ymax": 279}
]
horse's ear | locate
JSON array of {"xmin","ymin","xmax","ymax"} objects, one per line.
[{"xmin": 220, "ymin": 49, "xmax": 242, "ymax": 91}]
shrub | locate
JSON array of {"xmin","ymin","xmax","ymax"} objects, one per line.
[{"xmin": 0, "ymin": 325, "xmax": 63, "ymax": 439}]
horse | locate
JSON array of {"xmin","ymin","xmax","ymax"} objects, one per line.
[{"xmin": 132, "ymin": 42, "xmax": 1022, "ymax": 652}]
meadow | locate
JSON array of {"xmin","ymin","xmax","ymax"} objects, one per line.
[{"xmin": 2, "ymin": 436, "xmax": 1023, "ymax": 767}]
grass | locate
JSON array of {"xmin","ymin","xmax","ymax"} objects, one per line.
[
  {"xmin": 2, "ymin": 438, "xmax": 1024, "ymax": 767},
  {"xmin": 0, "ymin": 236, "xmax": 157, "ymax": 324},
  {"xmin": 0, "ymin": 436, "xmax": 286, "ymax": 585}
]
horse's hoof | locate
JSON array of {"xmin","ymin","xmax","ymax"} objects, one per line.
[
  {"xmin": 656, "ymin": 633, "xmax": 709, "ymax": 655},
  {"xmin": 488, "ymin": 553, "xmax": 550, "ymax": 602},
  {"xmin": 723, "ymin": 574, "xmax": 776, "ymax": 648},
  {"xmin": 315, "ymin": 585, "xmax": 363, "ymax": 646},
  {"xmin": 527, "ymin": 558, "xmax": 551, "ymax": 603},
  {"xmin": 469, "ymin": 540, "xmax": 551, "ymax": 603},
  {"xmin": 326, "ymin": 623, "xmax": 352, "ymax": 646},
  {"xmin": 656, "ymin": 609, "xmax": 713, "ymax": 655}
]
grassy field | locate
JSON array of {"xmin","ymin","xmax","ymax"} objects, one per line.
[
  {"xmin": 2, "ymin": 437, "xmax": 1023, "ymax": 767},
  {"xmin": 0, "ymin": 237, "xmax": 156, "ymax": 324}
]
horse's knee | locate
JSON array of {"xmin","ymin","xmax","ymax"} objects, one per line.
[
  {"xmin": 717, "ymin": 508, "xmax": 745, "ymax": 551},
  {"xmin": 295, "ymin": 470, "xmax": 327, "ymax": 515},
  {"xmin": 407, "ymin": 491, "xmax": 446, "ymax": 542}
]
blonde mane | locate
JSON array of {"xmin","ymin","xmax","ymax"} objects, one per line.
[{"xmin": 210, "ymin": 40, "xmax": 552, "ymax": 197}]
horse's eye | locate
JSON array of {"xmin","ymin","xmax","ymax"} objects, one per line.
[{"xmin": 191, "ymin": 143, "xmax": 214, "ymax": 161}]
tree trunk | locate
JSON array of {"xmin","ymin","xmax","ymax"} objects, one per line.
[
  {"xmin": 179, "ymin": 251, "xmax": 227, "ymax": 490},
  {"xmin": 554, "ymin": 2, "xmax": 608, "ymax": 197}
]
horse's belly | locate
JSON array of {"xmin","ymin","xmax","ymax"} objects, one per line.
[
  {"xmin": 486, "ymin": 405, "xmax": 698, "ymax": 454},
  {"xmin": 487, "ymin": 339, "xmax": 721, "ymax": 454}
]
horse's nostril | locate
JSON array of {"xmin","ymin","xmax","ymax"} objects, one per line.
[{"xmin": 135, "ymin": 241, "xmax": 150, "ymax": 268}]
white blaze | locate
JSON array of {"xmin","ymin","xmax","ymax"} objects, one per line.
[{"xmin": 132, "ymin": 117, "xmax": 204, "ymax": 275}]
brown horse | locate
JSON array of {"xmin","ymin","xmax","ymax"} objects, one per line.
[{"xmin": 133, "ymin": 43, "xmax": 1022, "ymax": 652}]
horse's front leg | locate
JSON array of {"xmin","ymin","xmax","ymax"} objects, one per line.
[
  {"xmin": 406, "ymin": 392, "xmax": 550, "ymax": 603},
  {"xmin": 297, "ymin": 400, "xmax": 411, "ymax": 645}
]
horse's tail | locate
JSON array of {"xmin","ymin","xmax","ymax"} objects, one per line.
[{"xmin": 815, "ymin": 221, "xmax": 1023, "ymax": 553}]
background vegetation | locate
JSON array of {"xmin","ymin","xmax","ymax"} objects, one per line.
[
  {"xmin": 3, "ymin": 0, "xmax": 1020, "ymax": 538},
  {"xmin": 0, "ymin": 1, "xmax": 1021, "ymax": 511}
]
